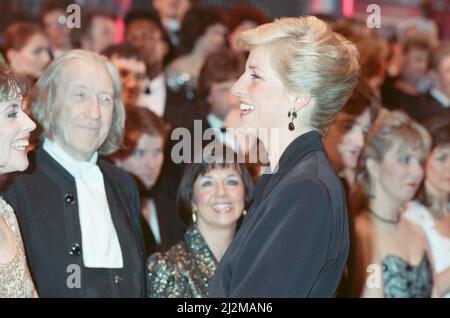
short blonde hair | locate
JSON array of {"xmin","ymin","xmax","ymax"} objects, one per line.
[
  {"xmin": 31, "ymin": 49, "xmax": 125, "ymax": 155},
  {"xmin": 237, "ymin": 16, "xmax": 360, "ymax": 135},
  {"xmin": 358, "ymin": 109, "xmax": 431, "ymax": 195}
]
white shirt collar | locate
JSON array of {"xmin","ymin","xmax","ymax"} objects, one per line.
[
  {"xmin": 148, "ymin": 73, "xmax": 166, "ymax": 91},
  {"xmin": 43, "ymin": 138, "xmax": 98, "ymax": 177},
  {"xmin": 163, "ymin": 18, "xmax": 180, "ymax": 32},
  {"xmin": 430, "ymin": 88, "xmax": 450, "ymax": 108}
]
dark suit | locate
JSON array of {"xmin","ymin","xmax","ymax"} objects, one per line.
[
  {"xmin": 2, "ymin": 147, "xmax": 146, "ymax": 297},
  {"xmin": 412, "ymin": 92, "xmax": 450, "ymax": 123},
  {"xmin": 208, "ymin": 131, "xmax": 349, "ymax": 297},
  {"xmin": 163, "ymin": 86, "xmax": 205, "ymax": 130},
  {"xmin": 140, "ymin": 184, "xmax": 185, "ymax": 257}
]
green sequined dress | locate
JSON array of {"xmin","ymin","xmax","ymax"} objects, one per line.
[{"xmin": 147, "ymin": 225, "xmax": 217, "ymax": 298}]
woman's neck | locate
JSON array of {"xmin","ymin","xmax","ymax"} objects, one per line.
[
  {"xmin": 425, "ymin": 180, "xmax": 449, "ymax": 213},
  {"xmin": 196, "ymin": 223, "xmax": 235, "ymax": 262},
  {"xmin": 262, "ymin": 126, "xmax": 316, "ymax": 173},
  {"xmin": 369, "ymin": 187, "xmax": 402, "ymax": 225}
]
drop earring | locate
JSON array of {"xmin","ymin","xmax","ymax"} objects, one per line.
[
  {"xmin": 192, "ymin": 208, "xmax": 197, "ymax": 223},
  {"xmin": 288, "ymin": 108, "xmax": 297, "ymax": 131}
]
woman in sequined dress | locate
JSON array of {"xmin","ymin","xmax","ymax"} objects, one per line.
[
  {"xmin": 147, "ymin": 147, "xmax": 253, "ymax": 297},
  {"xmin": 0, "ymin": 63, "xmax": 37, "ymax": 298},
  {"xmin": 353, "ymin": 110, "xmax": 450, "ymax": 297}
]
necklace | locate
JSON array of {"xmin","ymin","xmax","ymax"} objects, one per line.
[{"xmin": 368, "ymin": 210, "xmax": 400, "ymax": 225}]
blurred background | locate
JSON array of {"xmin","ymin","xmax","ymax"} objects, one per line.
[{"xmin": 1, "ymin": 0, "xmax": 450, "ymax": 41}]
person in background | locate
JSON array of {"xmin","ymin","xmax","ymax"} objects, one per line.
[
  {"xmin": 354, "ymin": 35, "xmax": 389, "ymax": 100},
  {"xmin": 124, "ymin": 10, "xmax": 196, "ymax": 129},
  {"xmin": 381, "ymin": 36, "xmax": 432, "ymax": 117},
  {"xmin": 323, "ymin": 77, "xmax": 379, "ymax": 298},
  {"xmin": 225, "ymin": 4, "xmax": 269, "ymax": 54},
  {"xmin": 353, "ymin": 110, "xmax": 449, "ymax": 298},
  {"xmin": 3, "ymin": 21, "xmax": 51, "ymax": 84},
  {"xmin": 165, "ymin": 5, "xmax": 227, "ymax": 100},
  {"xmin": 194, "ymin": 48, "xmax": 246, "ymax": 149},
  {"xmin": 71, "ymin": 10, "xmax": 116, "ymax": 54},
  {"xmin": 414, "ymin": 42, "xmax": 450, "ymax": 122},
  {"xmin": 39, "ymin": 0, "xmax": 73, "ymax": 58},
  {"xmin": 2, "ymin": 50, "xmax": 146, "ymax": 297},
  {"xmin": 147, "ymin": 146, "xmax": 253, "ymax": 298},
  {"xmin": 323, "ymin": 76, "xmax": 378, "ymax": 189},
  {"xmin": 103, "ymin": 44, "xmax": 147, "ymax": 106},
  {"xmin": 404, "ymin": 117, "xmax": 450, "ymax": 298},
  {"xmin": 112, "ymin": 107, "xmax": 184, "ymax": 256},
  {"xmin": 152, "ymin": 0, "xmax": 192, "ymax": 47},
  {"xmin": 0, "ymin": 63, "xmax": 37, "ymax": 298}
]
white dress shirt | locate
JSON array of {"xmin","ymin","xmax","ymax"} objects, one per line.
[
  {"xmin": 145, "ymin": 198, "xmax": 161, "ymax": 245},
  {"xmin": 43, "ymin": 139, "xmax": 124, "ymax": 268},
  {"xmin": 137, "ymin": 73, "xmax": 167, "ymax": 117}
]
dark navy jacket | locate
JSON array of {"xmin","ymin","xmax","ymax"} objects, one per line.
[{"xmin": 208, "ymin": 131, "xmax": 349, "ymax": 297}]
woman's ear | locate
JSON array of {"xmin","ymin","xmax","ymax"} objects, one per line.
[
  {"xmin": 6, "ymin": 49, "xmax": 18, "ymax": 67},
  {"xmin": 293, "ymin": 94, "xmax": 312, "ymax": 113},
  {"xmin": 365, "ymin": 158, "xmax": 380, "ymax": 180}
]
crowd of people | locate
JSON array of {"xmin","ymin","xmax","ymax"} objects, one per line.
[{"xmin": 0, "ymin": 0, "xmax": 449, "ymax": 298}]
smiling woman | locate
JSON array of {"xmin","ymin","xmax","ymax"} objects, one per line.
[
  {"xmin": 0, "ymin": 63, "xmax": 37, "ymax": 298},
  {"xmin": 147, "ymin": 145, "xmax": 253, "ymax": 298},
  {"xmin": 209, "ymin": 16, "xmax": 359, "ymax": 298}
]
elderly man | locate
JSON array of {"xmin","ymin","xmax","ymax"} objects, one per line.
[{"xmin": 2, "ymin": 50, "xmax": 146, "ymax": 297}]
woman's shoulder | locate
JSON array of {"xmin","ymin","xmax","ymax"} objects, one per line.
[
  {"xmin": 403, "ymin": 201, "xmax": 434, "ymax": 228},
  {"xmin": 0, "ymin": 197, "xmax": 16, "ymax": 221},
  {"xmin": 146, "ymin": 240, "xmax": 193, "ymax": 297},
  {"xmin": 147, "ymin": 240, "xmax": 187, "ymax": 271}
]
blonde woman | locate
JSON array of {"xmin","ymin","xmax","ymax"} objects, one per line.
[
  {"xmin": 209, "ymin": 16, "xmax": 359, "ymax": 297},
  {"xmin": 0, "ymin": 63, "xmax": 37, "ymax": 297},
  {"xmin": 353, "ymin": 110, "xmax": 450, "ymax": 298}
]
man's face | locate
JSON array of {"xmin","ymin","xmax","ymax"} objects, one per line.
[
  {"xmin": 42, "ymin": 9, "xmax": 71, "ymax": 49},
  {"xmin": 88, "ymin": 16, "xmax": 116, "ymax": 53},
  {"xmin": 401, "ymin": 48, "xmax": 429, "ymax": 84},
  {"xmin": 110, "ymin": 55, "xmax": 146, "ymax": 105},
  {"xmin": 153, "ymin": 0, "xmax": 191, "ymax": 21},
  {"xmin": 126, "ymin": 20, "xmax": 168, "ymax": 72},
  {"xmin": 207, "ymin": 80, "xmax": 239, "ymax": 121},
  {"xmin": 53, "ymin": 59, "xmax": 115, "ymax": 161}
]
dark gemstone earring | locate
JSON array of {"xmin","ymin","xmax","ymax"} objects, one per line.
[{"xmin": 288, "ymin": 109, "xmax": 297, "ymax": 131}]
